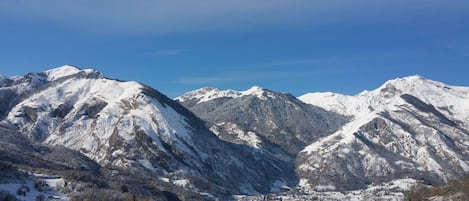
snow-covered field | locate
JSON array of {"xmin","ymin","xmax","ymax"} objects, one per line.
[
  {"xmin": 235, "ymin": 179, "xmax": 417, "ymax": 201},
  {"xmin": 0, "ymin": 174, "xmax": 68, "ymax": 201}
]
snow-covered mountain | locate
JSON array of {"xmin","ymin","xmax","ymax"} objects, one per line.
[
  {"xmin": 297, "ymin": 75, "xmax": 469, "ymax": 191},
  {"xmin": 3, "ymin": 67, "xmax": 469, "ymax": 200},
  {"xmin": 175, "ymin": 87, "xmax": 242, "ymax": 104},
  {"xmin": 0, "ymin": 66, "xmax": 290, "ymax": 196},
  {"xmin": 177, "ymin": 86, "xmax": 349, "ymax": 192},
  {"xmin": 175, "ymin": 86, "xmax": 278, "ymax": 108}
]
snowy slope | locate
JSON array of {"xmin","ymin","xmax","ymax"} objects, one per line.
[
  {"xmin": 0, "ymin": 66, "xmax": 290, "ymax": 195},
  {"xmin": 297, "ymin": 75, "xmax": 469, "ymax": 191},
  {"xmin": 0, "ymin": 174, "xmax": 68, "ymax": 201},
  {"xmin": 6, "ymin": 66, "xmax": 200, "ymax": 168}
]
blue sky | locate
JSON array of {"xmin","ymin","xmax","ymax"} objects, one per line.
[{"xmin": 1, "ymin": 1, "xmax": 469, "ymax": 97}]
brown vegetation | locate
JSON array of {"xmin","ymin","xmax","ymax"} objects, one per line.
[{"xmin": 404, "ymin": 177, "xmax": 469, "ymax": 201}]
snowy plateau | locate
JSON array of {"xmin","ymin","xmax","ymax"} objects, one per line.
[{"xmin": 1, "ymin": 66, "xmax": 468, "ymax": 200}]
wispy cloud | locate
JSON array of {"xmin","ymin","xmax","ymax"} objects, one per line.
[
  {"xmin": 151, "ymin": 49, "xmax": 187, "ymax": 56},
  {"xmin": 0, "ymin": 0, "xmax": 320, "ymax": 33},
  {"xmin": 1, "ymin": 0, "xmax": 467, "ymax": 34}
]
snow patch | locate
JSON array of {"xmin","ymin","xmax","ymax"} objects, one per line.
[
  {"xmin": 0, "ymin": 175, "xmax": 68, "ymax": 201},
  {"xmin": 172, "ymin": 179, "xmax": 191, "ymax": 187},
  {"xmin": 212, "ymin": 122, "xmax": 261, "ymax": 148},
  {"xmin": 315, "ymin": 185, "xmax": 336, "ymax": 191}
]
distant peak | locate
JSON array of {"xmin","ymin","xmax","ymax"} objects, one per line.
[
  {"xmin": 185, "ymin": 87, "xmax": 222, "ymax": 96},
  {"xmin": 48, "ymin": 65, "xmax": 81, "ymax": 72},
  {"xmin": 175, "ymin": 87, "xmax": 241, "ymax": 103},
  {"xmin": 177, "ymin": 85, "xmax": 278, "ymax": 103},
  {"xmin": 393, "ymin": 74, "xmax": 426, "ymax": 83},
  {"xmin": 246, "ymin": 86, "xmax": 264, "ymax": 92},
  {"xmin": 241, "ymin": 86, "xmax": 276, "ymax": 100},
  {"xmin": 45, "ymin": 65, "xmax": 82, "ymax": 81},
  {"xmin": 44, "ymin": 65, "xmax": 102, "ymax": 81},
  {"xmin": 240, "ymin": 86, "xmax": 261, "ymax": 94},
  {"xmin": 358, "ymin": 74, "xmax": 455, "ymax": 102},
  {"xmin": 380, "ymin": 75, "xmax": 434, "ymax": 89},
  {"xmin": 408, "ymin": 74, "xmax": 424, "ymax": 79},
  {"xmin": 198, "ymin": 87, "xmax": 221, "ymax": 92}
]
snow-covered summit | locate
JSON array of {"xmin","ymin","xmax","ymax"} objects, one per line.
[
  {"xmin": 175, "ymin": 87, "xmax": 242, "ymax": 103},
  {"xmin": 45, "ymin": 65, "xmax": 82, "ymax": 80},
  {"xmin": 300, "ymin": 75, "xmax": 469, "ymax": 118},
  {"xmin": 360, "ymin": 74, "xmax": 456, "ymax": 98},
  {"xmin": 240, "ymin": 86, "xmax": 270, "ymax": 100},
  {"xmin": 176, "ymin": 85, "xmax": 277, "ymax": 103},
  {"xmin": 241, "ymin": 86, "xmax": 264, "ymax": 95},
  {"xmin": 45, "ymin": 65, "xmax": 100, "ymax": 81}
]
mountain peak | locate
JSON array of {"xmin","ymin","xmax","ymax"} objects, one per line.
[
  {"xmin": 45, "ymin": 65, "xmax": 102, "ymax": 81},
  {"xmin": 372, "ymin": 74, "xmax": 449, "ymax": 98},
  {"xmin": 175, "ymin": 87, "xmax": 241, "ymax": 103},
  {"xmin": 401, "ymin": 74, "xmax": 424, "ymax": 80},
  {"xmin": 243, "ymin": 86, "xmax": 264, "ymax": 93},
  {"xmin": 45, "ymin": 65, "xmax": 82, "ymax": 81},
  {"xmin": 176, "ymin": 85, "xmax": 279, "ymax": 103},
  {"xmin": 384, "ymin": 74, "xmax": 427, "ymax": 86},
  {"xmin": 240, "ymin": 86, "xmax": 274, "ymax": 100},
  {"xmin": 241, "ymin": 85, "xmax": 263, "ymax": 95}
]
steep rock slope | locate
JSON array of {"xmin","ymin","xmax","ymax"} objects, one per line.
[
  {"xmin": 176, "ymin": 87, "xmax": 348, "ymax": 163},
  {"xmin": 297, "ymin": 75, "xmax": 469, "ymax": 191},
  {"xmin": 0, "ymin": 66, "xmax": 289, "ymax": 195}
]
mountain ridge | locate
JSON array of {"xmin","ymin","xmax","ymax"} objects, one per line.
[
  {"xmin": 2, "ymin": 66, "xmax": 469, "ymax": 200},
  {"xmin": 179, "ymin": 74, "xmax": 469, "ymax": 198},
  {"xmin": 176, "ymin": 85, "xmax": 348, "ymax": 156},
  {"xmin": 0, "ymin": 66, "xmax": 293, "ymax": 198}
]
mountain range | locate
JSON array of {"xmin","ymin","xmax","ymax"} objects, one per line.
[{"xmin": 1, "ymin": 66, "xmax": 468, "ymax": 200}]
